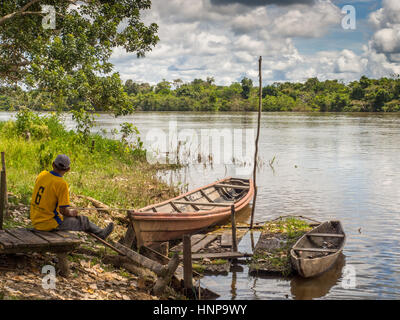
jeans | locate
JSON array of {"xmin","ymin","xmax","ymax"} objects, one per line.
[{"xmin": 57, "ymin": 216, "xmax": 102, "ymax": 234}]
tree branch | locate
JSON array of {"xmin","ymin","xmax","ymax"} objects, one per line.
[
  {"xmin": 0, "ymin": 0, "xmax": 82, "ymax": 25},
  {"xmin": 0, "ymin": 0, "xmax": 43, "ymax": 25}
]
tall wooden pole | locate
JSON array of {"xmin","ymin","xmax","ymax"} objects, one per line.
[
  {"xmin": 1, "ymin": 152, "xmax": 7, "ymax": 218},
  {"xmin": 0, "ymin": 171, "xmax": 5, "ymax": 230},
  {"xmin": 250, "ymin": 56, "xmax": 262, "ymax": 229},
  {"xmin": 231, "ymin": 205, "xmax": 238, "ymax": 252}
]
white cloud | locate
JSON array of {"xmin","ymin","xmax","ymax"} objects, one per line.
[
  {"xmin": 109, "ymin": 0, "xmax": 400, "ymax": 85},
  {"xmin": 271, "ymin": 1, "xmax": 341, "ymax": 38}
]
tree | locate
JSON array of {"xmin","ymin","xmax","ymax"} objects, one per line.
[
  {"xmin": 172, "ymin": 79, "xmax": 183, "ymax": 89},
  {"xmin": 155, "ymin": 79, "xmax": 171, "ymax": 95},
  {"xmin": 350, "ymin": 84, "xmax": 365, "ymax": 100},
  {"xmin": 359, "ymin": 76, "xmax": 371, "ymax": 89},
  {"xmin": 331, "ymin": 93, "xmax": 349, "ymax": 112},
  {"xmin": 125, "ymin": 80, "xmax": 139, "ymax": 95},
  {"xmin": 372, "ymin": 89, "xmax": 391, "ymax": 112},
  {"xmin": 0, "ymin": 0, "xmax": 159, "ymax": 115},
  {"xmin": 262, "ymin": 85, "xmax": 278, "ymax": 98},
  {"xmin": 240, "ymin": 77, "xmax": 253, "ymax": 99}
]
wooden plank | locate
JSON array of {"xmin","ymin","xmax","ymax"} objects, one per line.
[
  {"xmin": 221, "ymin": 232, "xmax": 233, "ymax": 247},
  {"xmin": 173, "ymin": 201, "xmax": 234, "ymax": 207},
  {"xmin": 89, "ymin": 233, "xmax": 127, "ymax": 256},
  {"xmin": 140, "ymin": 245, "xmax": 170, "ymax": 265},
  {"xmin": 307, "ymin": 233, "xmax": 344, "ymax": 238},
  {"xmin": 108, "ymin": 240, "xmax": 167, "ymax": 277},
  {"xmin": 183, "ymin": 196, "xmax": 200, "ymax": 211},
  {"xmin": 169, "ymin": 202, "xmax": 182, "ymax": 213},
  {"xmin": 1, "ymin": 245, "xmax": 78, "ymax": 254},
  {"xmin": 229, "ymin": 179, "xmax": 249, "ymax": 185},
  {"xmin": 5, "ymin": 229, "xmax": 49, "ymax": 247},
  {"xmin": 292, "ymin": 247, "xmax": 338, "ymax": 253},
  {"xmin": 191, "ymin": 234, "xmax": 218, "ymax": 253},
  {"xmin": 170, "ymin": 234, "xmax": 207, "ymax": 253},
  {"xmin": 0, "ymin": 230, "xmax": 26, "ymax": 248},
  {"xmin": 191, "ymin": 252, "xmax": 252, "ymax": 260},
  {"xmin": 170, "ymin": 233, "xmax": 207, "ymax": 252},
  {"xmin": 214, "ymin": 184, "xmax": 250, "ymax": 190},
  {"xmin": 52, "ymin": 230, "xmax": 81, "ymax": 242},
  {"xmin": 31, "ymin": 230, "xmax": 80, "ymax": 244},
  {"xmin": 122, "ymin": 212, "xmax": 137, "ymax": 248},
  {"xmin": 199, "ymin": 189, "xmax": 213, "ymax": 203}
]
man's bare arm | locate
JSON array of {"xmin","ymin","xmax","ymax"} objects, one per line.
[{"xmin": 59, "ymin": 206, "xmax": 78, "ymax": 217}]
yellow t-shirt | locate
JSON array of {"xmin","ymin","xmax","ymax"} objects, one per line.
[{"xmin": 30, "ymin": 171, "xmax": 70, "ymax": 231}]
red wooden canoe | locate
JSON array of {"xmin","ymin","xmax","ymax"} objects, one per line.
[{"xmin": 129, "ymin": 177, "xmax": 254, "ymax": 247}]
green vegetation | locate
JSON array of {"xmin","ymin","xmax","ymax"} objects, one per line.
[
  {"xmin": 0, "ymin": 109, "xmax": 177, "ymax": 209},
  {"xmin": 1, "ymin": 1, "xmax": 158, "ymax": 117},
  {"xmin": 2, "ymin": 76, "xmax": 400, "ymax": 113},
  {"xmin": 192, "ymin": 263, "xmax": 206, "ymax": 273},
  {"xmin": 210, "ymin": 259, "xmax": 228, "ymax": 265},
  {"xmin": 250, "ymin": 218, "xmax": 312, "ymax": 277}
]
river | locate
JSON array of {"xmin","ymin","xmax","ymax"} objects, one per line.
[{"xmin": 1, "ymin": 111, "xmax": 400, "ymax": 300}]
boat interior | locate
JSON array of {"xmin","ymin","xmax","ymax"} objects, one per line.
[
  {"xmin": 292, "ymin": 221, "xmax": 345, "ymax": 259},
  {"xmin": 138, "ymin": 178, "xmax": 251, "ymax": 214}
]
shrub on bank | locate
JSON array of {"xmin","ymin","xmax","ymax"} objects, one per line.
[{"xmin": 0, "ymin": 109, "xmax": 170, "ymax": 207}]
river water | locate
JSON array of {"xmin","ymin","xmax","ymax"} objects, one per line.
[{"xmin": 1, "ymin": 111, "xmax": 400, "ymax": 300}]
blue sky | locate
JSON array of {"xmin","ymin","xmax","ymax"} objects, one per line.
[{"xmin": 110, "ymin": 0, "xmax": 400, "ymax": 85}]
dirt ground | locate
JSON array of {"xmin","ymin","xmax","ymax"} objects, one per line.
[{"xmin": 0, "ymin": 204, "xmax": 180, "ymax": 300}]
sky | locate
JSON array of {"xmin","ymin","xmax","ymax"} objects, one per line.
[{"xmin": 110, "ymin": 0, "xmax": 400, "ymax": 86}]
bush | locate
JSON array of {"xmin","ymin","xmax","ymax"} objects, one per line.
[
  {"xmin": 383, "ymin": 100, "xmax": 400, "ymax": 112},
  {"xmin": 0, "ymin": 108, "xmax": 50, "ymax": 140}
]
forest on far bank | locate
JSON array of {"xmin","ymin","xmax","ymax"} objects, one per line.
[{"xmin": 1, "ymin": 75, "xmax": 400, "ymax": 113}]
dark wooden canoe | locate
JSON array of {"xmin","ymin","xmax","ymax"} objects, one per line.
[
  {"xmin": 290, "ymin": 221, "xmax": 346, "ymax": 278},
  {"xmin": 129, "ymin": 177, "xmax": 254, "ymax": 247}
]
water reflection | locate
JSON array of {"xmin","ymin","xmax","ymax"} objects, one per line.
[{"xmin": 291, "ymin": 254, "xmax": 346, "ymax": 300}]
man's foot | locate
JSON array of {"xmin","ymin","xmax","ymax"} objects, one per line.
[{"xmin": 97, "ymin": 222, "xmax": 114, "ymax": 240}]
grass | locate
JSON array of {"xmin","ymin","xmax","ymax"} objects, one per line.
[
  {"xmin": 192, "ymin": 263, "xmax": 205, "ymax": 273},
  {"xmin": 0, "ymin": 111, "xmax": 179, "ymax": 210},
  {"xmin": 0, "ymin": 110, "xmax": 181, "ymax": 244},
  {"xmin": 250, "ymin": 218, "xmax": 313, "ymax": 277},
  {"xmin": 210, "ymin": 259, "xmax": 228, "ymax": 265}
]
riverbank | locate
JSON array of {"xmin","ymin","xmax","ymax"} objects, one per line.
[
  {"xmin": 0, "ymin": 110, "xmax": 185, "ymax": 300},
  {"xmin": 2, "ymin": 76, "xmax": 400, "ymax": 113}
]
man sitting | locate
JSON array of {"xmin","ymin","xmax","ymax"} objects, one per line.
[{"xmin": 30, "ymin": 154, "xmax": 114, "ymax": 240}]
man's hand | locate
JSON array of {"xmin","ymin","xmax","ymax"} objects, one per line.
[{"xmin": 60, "ymin": 206, "xmax": 78, "ymax": 217}]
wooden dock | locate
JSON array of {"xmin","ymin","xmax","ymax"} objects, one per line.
[
  {"xmin": 170, "ymin": 226, "xmax": 253, "ymax": 275},
  {"xmin": 0, "ymin": 228, "xmax": 82, "ymax": 276}
]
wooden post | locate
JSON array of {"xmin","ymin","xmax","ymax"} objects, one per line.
[
  {"xmin": 160, "ymin": 242, "xmax": 169, "ymax": 257},
  {"xmin": 56, "ymin": 252, "xmax": 70, "ymax": 278},
  {"xmin": 0, "ymin": 170, "xmax": 5, "ymax": 230},
  {"xmin": 183, "ymin": 234, "xmax": 193, "ymax": 295},
  {"xmin": 152, "ymin": 253, "xmax": 180, "ymax": 296},
  {"xmin": 231, "ymin": 205, "xmax": 238, "ymax": 252},
  {"xmin": 90, "ymin": 140, "xmax": 95, "ymax": 153},
  {"xmin": 1, "ymin": 152, "xmax": 7, "ymax": 218},
  {"xmin": 250, "ymin": 56, "xmax": 262, "ymax": 229}
]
